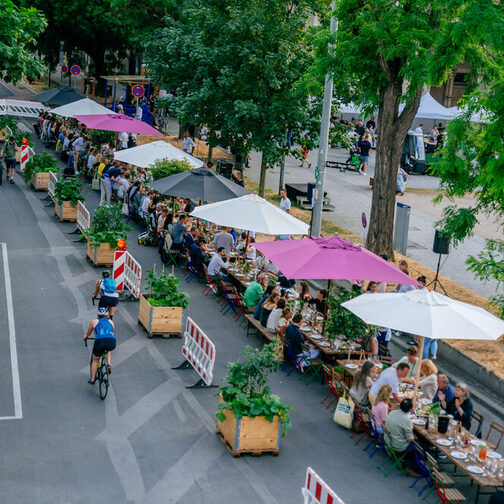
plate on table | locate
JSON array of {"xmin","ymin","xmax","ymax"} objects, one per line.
[
  {"xmin": 471, "ymin": 439, "xmax": 486, "ymax": 447},
  {"xmin": 412, "ymin": 418, "xmax": 426, "ymax": 426},
  {"xmin": 466, "ymin": 465, "xmax": 484, "ymax": 475},
  {"xmin": 319, "ymin": 341, "xmax": 330, "ymax": 347},
  {"xmin": 436, "ymin": 438, "xmax": 453, "ymax": 447},
  {"xmin": 374, "ymin": 362, "xmax": 383, "ymax": 369},
  {"xmin": 311, "ymin": 334, "xmax": 322, "ymax": 340},
  {"xmin": 316, "ymin": 315, "xmax": 324, "ymax": 321},
  {"xmin": 419, "ymin": 398, "xmax": 431, "ymax": 405},
  {"xmin": 450, "ymin": 451, "xmax": 468, "ymax": 460},
  {"xmin": 235, "ymin": 273, "xmax": 244, "ymax": 277},
  {"xmin": 344, "ymin": 363, "xmax": 359, "ymax": 370},
  {"xmin": 487, "ymin": 451, "xmax": 502, "ymax": 460},
  {"xmin": 300, "ymin": 326, "xmax": 312, "ymax": 332}
]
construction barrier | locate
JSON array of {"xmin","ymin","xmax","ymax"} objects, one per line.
[
  {"xmin": 48, "ymin": 172, "xmax": 57, "ymax": 203},
  {"xmin": 0, "ymin": 99, "xmax": 46, "ymax": 118},
  {"xmin": 174, "ymin": 317, "xmax": 216, "ymax": 389},
  {"xmin": 76, "ymin": 201, "xmax": 90, "ymax": 233},
  {"xmin": 112, "ymin": 250, "xmax": 142, "ymax": 299},
  {"xmin": 302, "ymin": 467, "xmax": 344, "ymax": 504},
  {"xmin": 20, "ymin": 145, "xmax": 35, "ymax": 172}
]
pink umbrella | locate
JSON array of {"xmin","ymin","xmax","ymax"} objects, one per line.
[
  {"xmin": 253, "ymin": 235, "xmax": 419, "ymax": 284},
  {"xmin": 74, "ymin": 113, "xmax": 163, "ymax": 135}
]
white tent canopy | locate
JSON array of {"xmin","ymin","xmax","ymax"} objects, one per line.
[
  {"xmin": 51, "ymin": 98, "xmax": 114, "ymax": 118},
  {"xmin": 113, "ymin": 140, "xmax": 204, "ymax": 169},
  {"xmin": 190, "ymin": 193, "xmax": 310, "ymax": 236},
  {"xmin": 342, "ymin": 289, "xmax": 504, "ymax": 341},
  {"xmin": 399, "ymin": 92, "xmax": 453, "ymax": 121}
]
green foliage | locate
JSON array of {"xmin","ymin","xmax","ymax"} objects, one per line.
[
  {"xmin": 88, "ymin": 129, "xmax": 116, "ymax": 148},
  {"xmin": 0, "ymin": 0, "xmax": 46, "ymax": 84},
  {"xmin": 325, "ymin": 287, "xmax": 368, "ymax": 341},
  {"xmin": 23, "ymin": 153, "xmax": 57, "ymax": 182},
  {"xmin": 429, "ymin": 402, "xmax": 441, "ymax": 416},
  {"xmin": 144, "ymin": 267, "xmax": 190, "ymax": 308},
  {"xmin": 435, "ymin": 206, "xmax": 478, "ymax": 247},
  {"xmin": 12, "ymin": 131, "xmax": 33, "ymax": 147},
  {"xmin": 84, "ymin": 204, "xmax": 130, "ymax": 246},
  {"xmin": 149, "ymin": 158, "xmax": 192, "ymax": 181},
  {"xmin": 216, "ymin": 341, "xmax": 292, "ymax": 435},
  {"xmin": 144, "ymin": 0, "xmax": 321, "ymax": 172},
  {"xmin": 54, "ymin": 178, "xmax": 84, "ymax": 206},
  {"xmin": 466, "ymin": 240, "xmax": 504, "ymax": 319},
  {"xmin": 0, "ymin": 116, "xmax": 18, "ymax": 132}
]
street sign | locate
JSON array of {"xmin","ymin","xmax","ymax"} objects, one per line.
[
  {"xmin": 70, "ymin": 65, "xmax": 81, "ymax": 76},
  {"xmin": 61, "ymin": 65, "xmax": 68, "ymax": 74},
  {"xmin": 132, "ymin": 84, "xmax": 145, "ymax": 98},
  {"xmin": 361, "ymin": 212, "xmax": 367, "ymax": 229}
]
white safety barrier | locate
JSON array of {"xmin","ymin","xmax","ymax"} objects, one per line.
[
  {"xmin": 20, "ymin": 145, "xmax": 35, "ymax": 172},
  {"xmin": 76, "ymin": 201, "xmax": 90, "ymax": 233},
  {"xmin": 0, "ymin": 99, "xmax": 46, "ymax": 118},
  {"xmin": 112, "ymin": 250, "xmax": 142, "ymax": 299},
  {"xmin": 48, "ymin": 172, "xmax": 57, "ymax": 203},
  {"xmin": 302, "ymin": 467, "xmax": 344, "ymax": 504},
  {"xmin": 175, "ymin": 317, "xmax": 216, "ymax": 388}
]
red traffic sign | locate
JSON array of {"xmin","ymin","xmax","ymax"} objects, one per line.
[
  {"xmin": 70, "ymin": 65, "xmax": 81, "ymax": 76},
  {"xmin": 361, "ymin": 212, "xmax": 367, "ymax": 228},
  {"xmin": 61, "ymin": 65, "xmax": 68, "ymax": 74},
  {"xmin": 132, "ymin": 84, "xmax": 145, "ymax": 98}
]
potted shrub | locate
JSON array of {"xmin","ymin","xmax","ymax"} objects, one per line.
[
  {"xmin": 54, "ymin": 178, "xmax": 84, "ymax": 222},
  {"xmin": 138, "ymin": 267, "xmax": 190, "ymax": 338},
  {"xmin": 216, "ymin": 341, "xmax": 291, "ymax": 456},
  {"xmin": 24, "ymin": 153, "xmax": 58, "ymax": 190},
  {"xmin": 149, "ymin": 158, "xmax": 192, "ymax": 181},
  {"xmin": 84, "ymin": 204, "xmax": 130, "ymax": 266}
]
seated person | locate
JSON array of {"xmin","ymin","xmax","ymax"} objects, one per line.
[
  {"xmin": 170, "ymin": 214, "xmax": 187, "ymax": 252},
  {"xmin": 243, "ymin": 275, "xmax": 266, "ymax": 309},
  {"xmin": 235, "ymin": 232, "xmax": 248, "ymax": 253},
  {"xmin": 299, "ymin": 281, "xmax": 312, "ymax": 301},
  {"xmin": 253, "ymin": 285, "xmax": 276, "ymax": 320},
  {"xmin": 278, "ymin": 271, "xmax": 296, "ymax": 290},
  {"xmin": 266, "ymin": 299, "xmax": 285, "ymax": 333},
  {"xmin": 371, "ymin": 384, "xmax": 392, "ymax": 434},
  {"xmin": 278, "ymin": 307, "xmax": 293, "ymax": 342},
  {"xmin": 207, "ymin": 247, "xmax": 229, "ymax": 280},
  {"xmin": 189, "ymin": 238, "xmax": 206, "ymax": 276},
  {"xmin": 308, "ymin": 289, "xmax": 327, "ymax": 315},
  {"xmin": 369, "ymin": 363, "xmax": 410, "ymax": 404},
  {"xmin": 442, "ymin": 383, "xmax": 473, "ymax": 431},
  {"xmin": 417, "ymin": 359, "xmax": 438, "ymax": 400},
  {"xmin": 254, "ymin": 251, "xmax": 269, "ymax": 272},
  {"xmin": 432, "ymin": 374, "xmax": 455, "ymax": 405},
  {"xmin": 392, "ymin": 345, "xmax": 419, "ymax": 380},
  {"xmin": 284, "ymin": 313, "xmax": 319, "ymax": 370},
  {"xmin": 350, "ymin": 361, "xmax": 374, "ymax": 409},
  {"xmin": 260, "ymin": 293, "xmax": 280, "ymax": 327}
]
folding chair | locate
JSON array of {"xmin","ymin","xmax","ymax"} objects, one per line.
[
  {"xmin": 281, "ymin": 344, "xmax": 304, "ymax": 376},
  {"xmin": 428, "ymin": 455, "xmax": 466, "ymax": 504},
  {"xmin": 363, "ymin": 413, "xmax": 386, "ymax": 459},
  {"xmin": 160, "ymin": 235, "xmax": 180, "ymax": 268},
  {"xmin": 409, "ymin": 442, "xmax": 434, "ymax": 498},
  {"xmin": 471, "ymin": 410, "xmax": 485, "ymax": 439},
  {"xmin": 350, "ymin": 406, "xmax": 372, "ymax": 446},
  {"xmin": 298, "ymin": 344, "xmax": 323, "ymax": 385},
  {"xmin": 321, "ymin": 365, "xmax": 340, "ymax": 410},
  {"xmin": 377, "ymin": 427, "xmax": 407, "ymax": 477},
  {"xmin": 185, "ymin": 255, "xmax": 203, "ymax": 284},
  {"xmin": 424, "ymin": 451, "xmax": 455, "ymax": 494},
  {"xmin": 231, "ymin": 286, "xmax": 247, "ymax": 322},
  {"xmin": 486, "ymin": 420, "xmax": 504, "ymax": 450},
  {"xmin": 202, "ymin": 265, "xmax": 217, "ymax": 296},
  {"xmin": 219, "ymin": 282, "xmax": 238, "ymax": 316}
]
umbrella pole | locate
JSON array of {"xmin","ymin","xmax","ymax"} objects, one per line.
[
  {"xmin": 412, "ymin": 336, "xmax": 425, "ymax": 407},
  {"xmin": 244, "ymin": 230, "xmax": 250, "ymax": 259},
  {"xmin": 321, "ymin": 279, "xmax": 331, "ymax": 336},
  {"xmin": 171, "ymin": 196, "xmax": 176, "ymax": 222}
]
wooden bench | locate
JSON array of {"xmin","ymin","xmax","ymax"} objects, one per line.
[{"xmin": 244, "ymin": 314, "xmax": 275, "ymax": 342}]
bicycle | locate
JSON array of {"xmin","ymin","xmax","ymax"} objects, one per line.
[{"xmin": 84, "ymin": 337, "xmax": 110, "ymax": 400}]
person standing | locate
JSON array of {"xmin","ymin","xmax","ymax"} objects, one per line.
[
  {"xmin": 2, "ymin": 136, "xmax": 17, "ymax": 184},
  {"xmin": 358, "ymin": 133, "xmax": 372, "ymax": 175},
  {"xmin": 72, "ymin": 134, "xmax": 85, "ymax": 174},
  {"xmin": 183, "ymin": 131, "xmax": 195, "ymax": 154},
  {"xmin": 279, "ymin": 188, "xmax": 291, "ymax": 214},
  {"xmin": 355, "ymin": 119, "xmax": 365, "ymax": 140}
]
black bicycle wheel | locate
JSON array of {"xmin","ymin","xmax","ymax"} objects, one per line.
[{"xmin": 98, "ymin": 359, "xmax": 109, "ymax": 400}]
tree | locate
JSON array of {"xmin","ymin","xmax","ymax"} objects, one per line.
[
  {"xmin": 313, "ymin": 0, "xmax": 504, "ymax": 257},
  {"xmin": 143, "ymin": 0, "xmax": 322, "ymax": 196},
  {"xmin": 0, "ymin": 0, "xmax": 46, "ymax": 84}
]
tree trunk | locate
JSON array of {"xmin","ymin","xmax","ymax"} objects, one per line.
[
  {"xmin": 88, "ymin": 50, "xmax": 107, "ymax": 96},
  {"xmin": 258, "ymin": 154, "xmax": 267, "ymax": 197},
  {"xmin": 366, "ymin": 83, "xmax": 422, "ymax": 258},
  {"xmin": 207, "ymin": 145, "xmax": 213, "ymax": 163}
]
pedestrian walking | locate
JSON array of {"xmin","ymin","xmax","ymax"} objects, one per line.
[
  {"xmin": 358, "ymin": 132, "xmax": 372, "ymax": 175},
  {"xmin": 2, "ymin": 136, "xmax": 17, "ymax": 184}
]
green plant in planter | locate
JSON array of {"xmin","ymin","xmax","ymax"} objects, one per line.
[
  {"xmin": 325, "ymin": 286, "xmax": 369, "ymax": 341},
  {"xmin": 88, "ymin": 129, "xmax": 116, "ymax": 148},
  {"xmin": 83, "ymin": 204, "xmax": 131, "ymax": 246},
  {"xmin": 145, "ymin": 267, "xmax": 190, "ymax": 308},
  {"xmin": 149, "ymin": 158, "xmax": 192, "ymax": 181},
  {"xmin": 54, "ymin": 178, "xmax": 85, "ymax": 206},
  {"xmin": 24, "ymin": 153, "xmax": 58, "ymax": 183},
  {"xmin": 216, "ymin": 340, "xmax": 292, "ymax": 436}
]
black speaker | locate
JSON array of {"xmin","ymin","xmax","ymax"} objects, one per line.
[{"xmin": 433, "ymin": 230, "xmax": 450, "ymax": 255}]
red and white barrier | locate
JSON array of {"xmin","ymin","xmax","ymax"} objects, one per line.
[
  {"xmin": 302, "ymin": 467, "xmax": 344, "ymax": 504},
  {"xmin": 76, "ymin": 201, "xmax": 90, "ymax": 233},
  {"xmin": 48, "ymin": 172, "xmax": 57, "ymax": 203},
  {"xmin": 176, "ymin": 317, "xmax": 216, "ymax": 388},
  {"xmin": 20, "ymin": 145, "xmax": 35, "ymax": 172},
  {"xmin": 112, "ymin": 250, "xmax": 142, "ymax": 299}
]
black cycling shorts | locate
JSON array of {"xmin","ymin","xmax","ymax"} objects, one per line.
[
  {"xmin": 99, "ymin": 295, "xmax": 119, "ymax": 308},
  {"xmin": 92, "ymin": 337, "xmax": 116, "ymax": 357}
]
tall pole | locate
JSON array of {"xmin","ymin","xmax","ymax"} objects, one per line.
[
  {"xmin": 311, "ymin": 3, "xmax": 337, "ymax": 237},
  {"xmin": 278, "ymin": 158, "xmax": 285, "ymax": 193}
]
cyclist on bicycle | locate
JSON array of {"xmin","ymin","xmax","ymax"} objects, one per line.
[
  {"xmin": 91, "ymin": 271, "xmax": 119, "ymax": 319},
  {"xmin": 83, "ymin": 307, "xmax": 116, "ymax": 384}
]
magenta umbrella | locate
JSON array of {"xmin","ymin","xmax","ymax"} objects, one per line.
[
  {"xmin": 74, "ymin": 113, "xmax": 163, "ymax": 135},
  {"xmin": 253, "ymin": 235, "xmax": 419, "ymax": 284}
]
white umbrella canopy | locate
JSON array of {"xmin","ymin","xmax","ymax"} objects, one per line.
[
  {"xmin": 113, "ymin": 140, "xmax": 203, "ymax": 169},
  {"xmin": 190, "ymin": 193, "xmax": 310, "ymax": 235},
  {"xmin": 341, "ymin": 289, "xmax": 504, "ymax": 341},
  {"xmin": 51, "ymin": 98, "xmax": 114, "ymax": 118}
]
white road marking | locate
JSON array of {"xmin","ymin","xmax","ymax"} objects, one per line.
[{"xmin": 1, "ymin": 243, "xmax": 22, "ymax": 420}]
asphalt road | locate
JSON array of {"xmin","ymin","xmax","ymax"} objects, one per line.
[
  {"xmin": 0, "ymin": 124, "xmax": 497, "ymax": 503},
  {"xmin": 0, "ymin": 81, "xmax": 15, "ymax": 98}
]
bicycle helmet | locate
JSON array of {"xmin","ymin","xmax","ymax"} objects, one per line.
[
  {"xmin": 102, "ymin": 271, "xmax": 111, "ymax": 278},
  {"xmin": 97, "ymin": 307, "xmax": 109, "ymax": 317}
]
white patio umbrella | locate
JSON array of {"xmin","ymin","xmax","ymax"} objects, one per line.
[
  {"xmin": 51, "ymin": 98, "xmax": 114, "ymax": 118},
  {"xmin": 113, "ymin": 140, "xmax": 203, "ymax": 169},
  {"xmin": 190, "ymin": 193, "xmax": 310, "ymax": 235},
  {"xmin": 342, "ymin": 289, "xmax": 504, "ymax": 398}
]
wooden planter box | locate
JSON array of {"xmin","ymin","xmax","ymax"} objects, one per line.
[
  {"xmin": 217, "ymin": 403, "xmax": 280, "ymax": 457},
  {"xmin": 55, "ymin": 201, "xmax": 78, "ymax": 222},
  {"xmin": 138, "ymin": 293, "xmax": 183, "ymax": 338},
  {"xmin": 31, "ymin": 172, "xmax": 53, "ymax": 191},
  {"xmin": 86, "ymin": 239, "xmax": 116, "ymax": 267}
]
